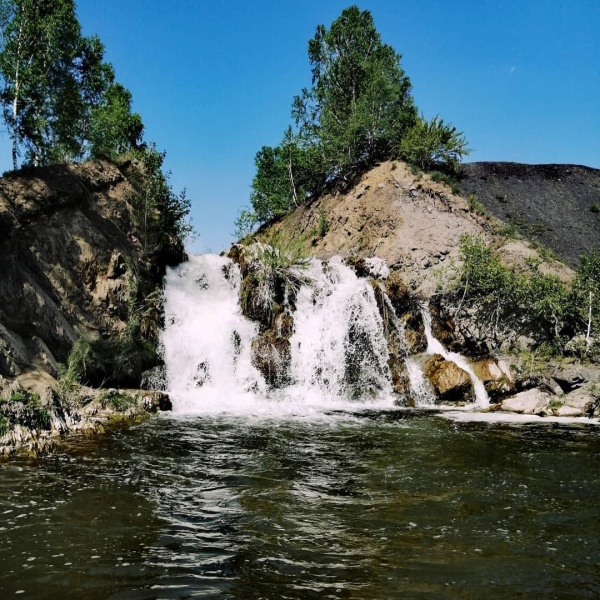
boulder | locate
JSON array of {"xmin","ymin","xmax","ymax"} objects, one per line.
[
  {"xmin": 470, "ymin": 358, "xmax": 514, "ymax": 399},
  {"xmin": 553, "ymin": 385, "xmax": 598, "ymax": 417},
  {"xmin": 551, "ymin": 364, "xmax": 598, "ymax": 392},
  {"xmin": 501, "ymin": 388, "xmax": 551, "ymax": 415},
  {"xmin": 251, "ymin": 329, "xmax": 291, "ymax": 388},
  {"xmin": 382, "ymin": 272, "xmax": 426, "ymax": 354},
  {"xmin": 423, "ymin": 354, "xmax": 474, "ymax": 403}
]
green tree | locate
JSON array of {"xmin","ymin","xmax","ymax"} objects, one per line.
[
  {"xmin": 572, "ymin": 253, "xmax": 600, "ymax": 350},
  {"xmin": 0, "ymin": 0, "xmax": 83, "ymax": 167},
  {"xmin": 87, "ymin": 81, "xmax": 144, "ymax": 158},
  {"xmin": 293, "ymin": 5, "xmax": 417, "ymax": 179},
  {"xmin": 0, "ymin": 0, "xmax": 136, "ymax": 168},
  {"xmin": 125, "ymin": 145, "xmax": 193, "ymax": 271},
  {"xmin": 249, "ymin": 127, "xmax": 322, "ymax": 222}
]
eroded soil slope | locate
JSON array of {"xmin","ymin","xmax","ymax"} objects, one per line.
[{"xmin": 264, "ymin": 161, "xmax": 571, "ymax": 295}]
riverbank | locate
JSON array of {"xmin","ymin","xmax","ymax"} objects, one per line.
[{"xmin": 0, "ymin": 377, "xmax": 171, "ymax": 458}]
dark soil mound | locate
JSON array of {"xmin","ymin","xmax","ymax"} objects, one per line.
[{"xmin": 459, "ymin": 162, "xmax": 600, "ymax": 267}]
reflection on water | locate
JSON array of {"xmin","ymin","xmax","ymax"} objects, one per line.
[{"xmin": 0, "ymin": 412, "xmax": 599, "ymax": 599}]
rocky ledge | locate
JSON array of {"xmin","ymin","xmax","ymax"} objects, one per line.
[{"xmin": 0, "ymin": 376, "xmax": 171, "ymax": 458}]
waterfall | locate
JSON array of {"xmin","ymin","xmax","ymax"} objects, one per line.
[
  {"xmin": 406, "ymin": 359, "xmax": 436, "ymax": 406},
  {"xmin": 161, "ymin": 254, "xmax": 266, "ymax": 413},
  {"xmin": 420, "ymin": 305, "xmax": 490, "ymax": 407},
  {"xmin": 286, "ymin": 257, "xmax": 393, "ymax": 404},
  {"xmin": 375, "ymin": 285, "xmax": 436, "ymax": 407},
  {"xmin": 161, "ymin": 254, "xmax": 395, "ymax": 414}
]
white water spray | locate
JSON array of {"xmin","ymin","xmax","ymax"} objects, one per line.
[
  {"xmin": 421, "ymin": 305, "xmax": 490, "ymax": 407},
  {"xmin": 287, "ymin": 257, "xmax": 393, "ymax": 404},
  {"xmin": 161, "ymin": 254, "xmax": 266, "ymax": 413},
  {"xmin": 161, "ymin": 254, "xmax": 395, "ymax": 415}
]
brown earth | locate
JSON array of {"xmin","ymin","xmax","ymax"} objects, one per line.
[{"xmin": 263, "ymin": 160, "xmax": 573, "ymax": 295}]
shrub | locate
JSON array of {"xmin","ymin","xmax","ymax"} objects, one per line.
[
  {"xmin": 240, "ymin": 232, "xmax": 311, "ymax": 323},
  {"xmin": 398, "ymin": 115, "xmax": 470, "ymax": 175},
  {"xmin": 466, "ymin": 194, "xmax": 487, "ymax": 215},
  {"xmin": 456, "ymin": 235, "xmax": 572, "ymax": 348},
  {"xmin": 98, "ymin": 390, "xmax": 136, "ymax": 412},
  {"xmin": 0, "ymin": 391, "xmax": 51, "ymax": 432},
  {"xmin": 318, "ymin": 206, "xmax": 329, "ymax": 237}
]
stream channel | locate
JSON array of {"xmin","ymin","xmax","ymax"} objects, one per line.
[{"xmin": 1, "ymin": 254, "xmax": 599, "ymax": 598}]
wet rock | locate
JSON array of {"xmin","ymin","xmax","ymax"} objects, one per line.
[
  {"xmin": 423, "ymin": 354, "xmax": 474, "ymax": 403},
  {"xmin": 470, "ymin": 358, "xmax": 514, "ymax": 399},
  {"xmin": 138, "ymin": 390, "xmax": 172, "ymax": 413},
  {"xmin": 383, "ymin": 272, "xmax": 426, "ymax": 354},
  {"xmin": 251, "ymin": 329, "xmax": 291, "ymax": 388},
  {"xmin": 501, "ymin": 388, "xmax": 551, "ymax": 415},
  {"xmin": 140, "ymin": 365, "xmax": 167, "ymax": 391}
]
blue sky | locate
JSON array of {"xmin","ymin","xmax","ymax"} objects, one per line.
[{"xmin": 1, "ymin": 1, "xmax": 598, "ymax": 252}]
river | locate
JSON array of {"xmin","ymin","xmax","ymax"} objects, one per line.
[{"xmin": 1, "ymin": 410, "xmax": 599, "ymax": 599}]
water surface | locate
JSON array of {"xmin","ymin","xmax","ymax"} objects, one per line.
[{"xmin": 1, "ymin": 412, "xmax": 599, "ymax": 599}]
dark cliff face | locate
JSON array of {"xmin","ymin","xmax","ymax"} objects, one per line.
[
  {"xmin": 0, "ymin": 160, "xmax": 142, "ymax": 379},
  {"xmin": 459, "ymin": 162, "xmax": 600, "ymax": 267}
]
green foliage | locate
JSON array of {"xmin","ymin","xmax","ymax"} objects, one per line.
[
  {"xmin": 591, "ymin": 204, "xmax": 600, "ymax": 214},
  {"xmin": 98, "ymin": 389, "xmax": 136, "ymax": 412},
  {"xmin": 60, "ymin": 276, "xmax": 165, "ymax": 388},
  {"xmin": 466, "ymin": 193, "xmax": 487, "ymax": 215},
  {"xmin": 0, "ymin": 390, "xmax": 51, "ymax": 431},
  {"xmin": 571, "ymin": 253, "xmax": 600, "ymax": 350},
  {"xmin": 240, "ymin": 232, "xmax": 311, "ymax": 322},
  {"xmin": 246, "ymin": 6, "xmax": 470, "ymax": 228},
  {"xmin": 318, "ymin": 206, "xmax": 329, "ymax": 237},
  {"xmin": 249, "ymin": 127, "xmax": 322, "ymax": 223},
  {"xmin": 0, "ymin": 415, "xmax": 8, "ymax": 437},
  {"xmin": 398, "ymin": 114, "xmax": 470, "ymax": 174},
  {"xmin": 59, "ymin": 337, "xmax": 93, "ymax": 389},
  {"xmin": 125, "ymin": 145, "xmax": 192, "ymax": 271},
  {"xmin": 87, "ymin": 82, "xmax": 144, "ymax": 158},
  {"xmin": 458, "ymin": 235, "xmax": 572, "ymax": 346},
  {"xmin": 294, "ymin": 6, "xmax": 416, "ymax": 178},
  {"xmin": 0, "ymin": 0, "xmax": 144, "ymax": 169},
  {"xmin": 234, "ymin": 208, "xmax": 259, "ymax": 240}
]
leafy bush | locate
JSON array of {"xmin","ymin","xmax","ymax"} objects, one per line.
[
  {"xmin": 466, "ymin": 194, "xmax": 487, "ymax": 215},
  {"xmin": 318, "ymin": 206, "xmax": 329, "ymax": 237},
  {"xmin": 240, "ymin": 233, "xmax": 311, "ymax": 324},
  {"xmin": 0, "ymin": 415, "xmax": 8, "ymax": 437},
  {"xmin": 456, "ymin": 236, "xmax": 572, "ymax": 347},
  {"xmin": 98, "ymin": 390, "xmax": 136, "ymax": 412},
  {"xmin": 398, "ymin": 115, "xmax": 470, "ymax": 174}
]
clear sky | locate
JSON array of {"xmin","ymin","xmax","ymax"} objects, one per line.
[{"xmin": 1, "ymin": 1, "xmax": 598, "ymax": 252}]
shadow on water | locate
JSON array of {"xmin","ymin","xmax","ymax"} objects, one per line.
[{"xmin": 0, "ymin": 413, "xmax": 599, "ymax": 599}]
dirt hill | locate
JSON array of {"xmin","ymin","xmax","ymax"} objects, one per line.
[
  {"xmin": 458, "ymin": 162, "xmax": 600, "ymax": 267},
  {"xmin": 262, "ymin": 161, "xmax": 572, "ymax": 295}
]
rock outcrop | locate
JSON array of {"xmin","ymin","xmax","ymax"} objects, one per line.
[
  {"xmin": 0, "ymin": 160, "xmax": 140, "ymax": 380},
  {"xmin": 0, "ymin": 160, "xmax": 174, "ymax": 455},
  {"xmin": 422, "ymin": 354, "xmax": 474, "ymax": 403}
]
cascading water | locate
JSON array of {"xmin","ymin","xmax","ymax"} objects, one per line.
[
  {"xmin": 161, "ymin": 254, "xmax": 266, "ymax": 413},
  {"xmin": 420, "ymin": 304, "xmax": 490, "ymax": 407},
  {"xmin": 161, "ymin": 254, "xmax": 395, "ymax": 414},
  {"xmin": 375, "ymin": 285, "xmax": 436, "ymax": 407},
  {"xmin": 286, "ymin": 257, "xmax": 393, "ymax": 405}
]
